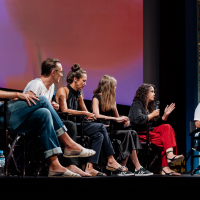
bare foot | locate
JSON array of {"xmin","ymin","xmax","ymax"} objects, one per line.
[
  {"xmin": 107, "ymin": 159, "xmax": 127, "ymax": 172},
  {"xmin": 66, "ymin": 142, "xmax": 82, "ymax": 152},
  {"xmin": 85, "ymin": 163, "xmax": 106, "ymax": 176},
  {"xmin": 67, "ymin": 165, "xmax": 91, "ymax": 177},
  {"xmin": 161, "ymin": 166, "xmax": 181, "ymax": 176},
  {"xmin": 85, "ymin": 167, "xmax": 100, "ymax": 175}
]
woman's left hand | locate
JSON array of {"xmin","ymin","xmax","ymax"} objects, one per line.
[{"xmin": 162, "ymin": 103, "xmax": 175, "ymax": 121}]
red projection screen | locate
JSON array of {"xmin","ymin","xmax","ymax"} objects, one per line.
[{"xmin": 0, "ymin": 0, "xmax": 143, "ymax": 105}]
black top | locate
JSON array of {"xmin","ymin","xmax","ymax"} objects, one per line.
[
  {"xmin": 66, "ymin": 84, "xmax": 81, "ymax": 110},
  {"xmin": 57, "ymin": 84, "xmax": 81, "ymax": 123},
  {"xmin": 92, "ymin": 94, "xmax": 114, "ymax": 116},
  {"xmin": 128, "ymin": 100, "xmax": 165, "ymax": 132}
]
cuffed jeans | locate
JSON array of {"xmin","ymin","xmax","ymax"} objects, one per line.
[
  {"xmin": 0, "ymin": 96, "xmax": 67, "ymax": 159},
  {"xmin": 83, "ymin": 121, "xmax": 115, "ymax": 164}
]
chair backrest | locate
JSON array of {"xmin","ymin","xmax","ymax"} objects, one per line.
[{"xmin": 190, "ymin": 121, "xmax": 196, "ymax": 133}]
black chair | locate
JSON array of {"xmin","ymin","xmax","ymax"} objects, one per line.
[
  {"xmin": 130, "ymin": 122, "xmax": 161, "ymax": 171},
  {"xmin": 0, "ymin": 88, "xmax": 44, "ymax": 177},
  {"xmin": 57, "ymin": 112, "xmax": 91, "ymax": 171},
  {"xmin": 188, "ymin": 121, "xmax": 200, "ymax": 175}
]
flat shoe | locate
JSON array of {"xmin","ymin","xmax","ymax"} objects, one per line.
[
  {"xmin": 63, "ymin": 147, "xmax": 96, "ymax": 158},
  {"xmin": 90, "ymin": 172, "xmax": 107, "ymax": 176},
  {"xmin": 48, "ymin": 170, "xmax": 81, "ymax": 178},
  {"xmin": 106, "ymin": 165, "xmax": 128, "ymax": 173}
]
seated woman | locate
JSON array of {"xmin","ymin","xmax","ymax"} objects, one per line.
[
  {"xmin": 92, "ymin": 75, "xmax": 153, "ymax": 176},
  {"xmin": 55, "ymin": 64, "xmax": 127, "ymax": 176},
  {"xmin": 0, "ymin": 90, "xmax": 95, "ymax": 177},
  {"xmin": 128, "ymin": 83, "xmax": 184, "ymax": 175}
]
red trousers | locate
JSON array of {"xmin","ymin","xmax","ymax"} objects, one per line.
[{"xmin": 138, "ymin": 124, "xmax": 177, "ymax": 166}]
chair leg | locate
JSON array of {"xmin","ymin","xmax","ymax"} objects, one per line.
[
  {"xmin": 149, "ymin": 154, "xmax": 159, "ymax": 170},
  {"xmin": 5, "ymin": 130, "xmax": 8, "ymax": 177},
  {"xmin": 190, "ymin": 165, "xmax": 200, "ymax": 175},
  {"xmin": 22, "ymin": 134, "xmax": 25, "ymax": 178},
  {"xmin": 7, "ymin": 135, "xmax": 21, "ymax": 175}
]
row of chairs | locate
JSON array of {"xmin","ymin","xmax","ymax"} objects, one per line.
[{"xmin": 0, "ymin": 88, "xmax": 161, "ymax": 177}]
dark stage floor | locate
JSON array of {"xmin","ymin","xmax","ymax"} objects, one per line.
[{"xmin": 0, "ymin": 174, "xmax": 200, "ymax": 195}]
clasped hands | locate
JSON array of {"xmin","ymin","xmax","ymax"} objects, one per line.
[{"xmin": 116, "ymin": 116, "xmax": 130, "ymax": 127}]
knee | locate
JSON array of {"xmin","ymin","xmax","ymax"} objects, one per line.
[
  {"xmin": 163, "ymin": 124, "xmax": 173, "ymax": 129},
  {"xmin": 37, "ymin": 108, "xmax": 52, "ymax": 122},
  {"xmin": 38, "ymin": 95, "xmax": 48, "ymax": 102},
  {"xmin": 95, "ymin": 133, "xmax": 104, "ymax": 142},
  {"xmin": 37, "ymin": 96, "xmax": 51, "ymax": 107}
]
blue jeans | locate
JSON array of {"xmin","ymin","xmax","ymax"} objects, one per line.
[{"xmin": 0, "ymin": 96, "xmax": 67, "ymax": 159}]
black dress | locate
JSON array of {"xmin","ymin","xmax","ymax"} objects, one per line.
[{"xmin": 93, "ymin": 94, "xmax": 142, "ymax": 160}]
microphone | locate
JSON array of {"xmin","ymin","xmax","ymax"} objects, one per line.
[{"xmin": 156, "ymin": 101, "xmax": 160, "ymax": 110}]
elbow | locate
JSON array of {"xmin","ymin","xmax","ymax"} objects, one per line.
[{"xmin": 195, "ymin": 121, "xmax": 200, "ymax": 129}]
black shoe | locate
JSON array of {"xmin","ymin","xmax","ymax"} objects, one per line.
[
  {"xmin": 117, "ymin": 170, "xmax": 135, "ymax": 176},
  {"xmin": 135, "ymin": 167, "xmax": 153, "ymax": 176}
]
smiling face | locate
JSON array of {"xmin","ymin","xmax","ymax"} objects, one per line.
[
  {"xmin": 147, "ymin": 86, "xmax": 155, "ymax": 103},
  {"xmin": 74, "ymin": 73, "xmax": 87, "ymax": 90},
  {"xmin": 53, "ymin": 63, "xmax": 63, "ymax": 83}
]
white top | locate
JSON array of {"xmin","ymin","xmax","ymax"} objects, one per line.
[
  {"xmin": 194, "ymin": 103, "xmax": 200, "ymax": 121},
  {"xmin": 23, "ymin": 78, "xmax": 54, "ymax": 102}
]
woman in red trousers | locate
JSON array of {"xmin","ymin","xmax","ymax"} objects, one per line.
[{"xmin": 128, "ymin": 83, "xmax": 184, "ymax": 175}]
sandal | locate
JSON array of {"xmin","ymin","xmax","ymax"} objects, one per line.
[
  {"xmin": 106, "ymin": 165, "xmax": 128, "ymax": 173},
  {"xmin": 63, "ymin": 147, "xmax": 96, "ymax": 158},
  {"xmin": 166, "ymin": 151, "xmax": 184, "ymax": 166},
  {"xmin": 161, "ymin": 166, "xmax": 179, "ymax": 176},
  {"xmin": 90, "ymin": 172, "xmax": 107, "ymax": 176}
]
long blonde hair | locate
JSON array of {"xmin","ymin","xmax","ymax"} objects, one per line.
[{"xmin": 93, "ymin": 75, "xmax": 117, "ymax": 112}]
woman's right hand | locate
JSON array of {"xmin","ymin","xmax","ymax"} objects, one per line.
[
  {"xmin": 152, "ymin": 109, "xmax": 160, "ymax": 117},
  {"xmin": 116, "ymin": 116, "xmax": 127, "ymax": 123},
  {"xmin": 85, "ymin": 112, "xmax": 96, "ymax": 121}
]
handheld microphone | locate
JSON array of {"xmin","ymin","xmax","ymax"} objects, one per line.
[{"xmin": 156, "ymin": 101, "xmax": 160, "ymax": 110}]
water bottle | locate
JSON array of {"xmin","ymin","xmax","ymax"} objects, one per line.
[{"xmin": 0, "ymin": 150, "xmax": 5, "ymax": 176}]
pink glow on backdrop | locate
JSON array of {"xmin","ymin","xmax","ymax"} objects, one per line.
[{"xmin": 0, "ymin": 0, "xmax": 143, "ymax": 105}]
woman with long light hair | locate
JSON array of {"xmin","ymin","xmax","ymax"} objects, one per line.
[
  {"xmin": 56, "ymin": 64, "xmax": 128, "ymax": 176},
  {"xmin": 92, "ymin": 75, "xmax": 153, "ymax": 175}
]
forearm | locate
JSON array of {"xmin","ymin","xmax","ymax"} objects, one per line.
[
  {"xmin": 147, "ymin": 113, "xmax": 155, "ymax": 121},
  {"xmin": 162, "ymin": 113, "xmax": 168, "ymax": 121},
  {"xmin": 0, "ymin": 91, "xmax": 20, "ymax": 99},
  {"xmin": 95, "ymin": 113, "xmax": 117, "ymax": 120},
  {"xmin": 195, "ymin": 121, "xmax": 200, "ymax": 128},
  {"xmin": 60, "ymin": 107, "xmax": 89, "ymax": 115}
]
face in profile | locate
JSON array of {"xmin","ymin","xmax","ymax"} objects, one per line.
[
  {"xmin": 147, "ymin": 86, "xmax": 155, "ymax": 102},
  {"xmin": 53, "ymin": 63, "xmax": 63, "ymax": 83},
  {"xmin": 74, "ymin": 73, "xmax": 87, "ymax": 90}
]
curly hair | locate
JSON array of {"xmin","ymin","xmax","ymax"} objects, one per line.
[{"xmin": 133, "ymin": 83, "xmax": 157, "ymax": 113}]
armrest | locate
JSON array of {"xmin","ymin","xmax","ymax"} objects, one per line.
[
  {"xmin": 0, "ymin": 98, "xmax": 9, "ymax": 101},
  {"xmin": 189, "ymin": 128, "xmax": 200, "ymax": 136}
]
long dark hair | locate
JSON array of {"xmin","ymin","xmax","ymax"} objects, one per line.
[{"xmin": 133, "ymin": 83, "xmax": 157, "ymax": 113}]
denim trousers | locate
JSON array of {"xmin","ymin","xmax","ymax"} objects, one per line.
[
  {"xmin": 0, "ymin": 96, "xmax": 67, "ymax": 159},
  {"xmin": 83, "ymin": 121, "xmax": 115, "ymax": 164}
]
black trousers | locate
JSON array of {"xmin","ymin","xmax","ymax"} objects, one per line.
[{"xmin": 83, "ymin": 121, "xmax": 115, "ymax": 164}]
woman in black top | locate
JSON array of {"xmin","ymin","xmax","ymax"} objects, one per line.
[
  {"xmin": 92, "ymin": 75, "xmax": 153, "ymax": 175},
  {"xmin": 56, "ymin": 64, "xmax": 128, "ymax": 176},
  {"xmin": 128, "ymin": 83, "xmax": 184, "ymax": 175}
]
